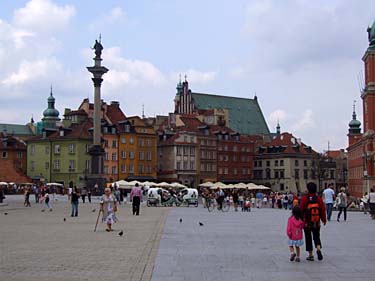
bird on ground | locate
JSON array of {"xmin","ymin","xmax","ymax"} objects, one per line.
[
  {"xmin": 118, "ymin": 231, "xmax": 124, "ymax": 237},
  {"xmin": 179, "ymin": 218, "xmax": 182, "ymax": 223},
  {"xmin": 4, "ymin": 212, "xmax": 8, "ymax": 215},
  {"xmin": 63, "ymin": 218, "xmax": 66, "ymax": 222},
  {"xmin": 92, "ymin": 209, "xmax": 96, "ymax": 213},
  {"xmin": 199, "ymin": 222, "xmax": 204, "ymax": 226},
  {"xmin": 41, "ymin": 209, "xmax": 45, "ymax": 212}
]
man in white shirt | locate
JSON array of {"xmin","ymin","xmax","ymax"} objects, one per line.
[{"xmin": 322, "ymin": 184, "xmax": 335, "ymax": 221}]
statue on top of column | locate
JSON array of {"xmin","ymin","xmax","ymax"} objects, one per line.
[{"xmin": 92, "ymin": 39, "xmax": 103, "ymax": 59}]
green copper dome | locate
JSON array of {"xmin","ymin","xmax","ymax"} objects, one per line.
[
  {"xmin": 349, "ymin": 118, "xmax": 361, "ymax": 128},
  {"xmin": 43, "ymin": 92, "xmax": 59, "ymax": 118}
]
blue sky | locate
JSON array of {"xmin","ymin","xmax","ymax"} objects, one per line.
[{"xmin": 1, "ymin": 0, "xmax": 375, "ymax": 152}]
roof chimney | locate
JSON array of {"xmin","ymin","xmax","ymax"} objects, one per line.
[{"xmin": 111, "ymin": 101, "xmax": 120, "ymax": 107}]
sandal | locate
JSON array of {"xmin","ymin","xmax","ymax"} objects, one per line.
[
  {"xmin": 105, "ymin": 229, "xmax": 110, "ymax": 232},
  {"xmin": 290, "ymin": 253, "xmax": 296, "ymax": 261},
  {"xmin": 306, "ymin": 256, "xmax": 314, "ymax": 261}
]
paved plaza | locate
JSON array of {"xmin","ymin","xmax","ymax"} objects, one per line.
[{"xmin": 1, "ymin": 197, "xmax": 375, "ymax": 281}]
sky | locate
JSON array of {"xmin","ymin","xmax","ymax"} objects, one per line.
[{"xmin": 1, "ymin": 0, "xmax": 375, "ymax": 152}]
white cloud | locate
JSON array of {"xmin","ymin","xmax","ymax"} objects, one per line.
[
  {"xmin": 13, "ymin": 0, "xmax": 76, "ymax": 32},
  {"xmin": 108, "ymin": 7, "xmax": 125, "ymax": 22},
  {"xmin": 269, "ymin": 109, "xmax": 287, "ymax": 128},
  {"xmin": 291, "ymin": 109, "xmax": 315, "ymax": 132},
  {"xmin": 2, "ymin": 58, "xmax": 61, "ymax": 86},
  {"xmin": 89, "ymin": 6, "xmax": 126, "ymax": 31}
]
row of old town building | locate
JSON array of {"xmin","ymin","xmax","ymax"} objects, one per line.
[
  {"xmin": 0, "ymin": 78, "xmax": 347, "ymax": 195},
  {"xmin": 5, "ymin": 21, "xmax": 375, "ymax": 197}
]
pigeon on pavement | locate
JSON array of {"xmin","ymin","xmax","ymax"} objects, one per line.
[
  {"xmin": 118, "ymin": 231, "xmax": 124, "ymax": 237},
  {"xmin": 92, "ymin": 209, "xmax": 96, "ymax": 213},
  {"xmin": 4, "ymin": 212, "xmax": 8, "ymax": 215},
  {"xmin": 63, "ymin": 218, "xmax": 66, "ymax": 222},
  {"xmin": 41, "ymin": 209, "xmax": 45, "ymax": 212},
  {"xmin": 179, "ymin": 218, "xmax": 182, "ymax": 223},
  {"xmin": 199, "ymin": 222, "xmax": 204, "ymax": 226}
]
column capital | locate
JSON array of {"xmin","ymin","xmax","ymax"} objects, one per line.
[{"xmin": 92, "ymin": 78, "xmax": 103, "ymax": 87}]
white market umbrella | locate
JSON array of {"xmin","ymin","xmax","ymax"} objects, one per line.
[
  {"xmin": 199, "ymin": 182, "xmax": 214, "ymax": 188},
  {"xmin": 0, "ymin": 182, "xmax": 8, "ymax": 186},
  {"xmin": 170, "ymin": 182, "xmax": 186, "ymax": 189},
  {"xmin": 232, "ymin": 183, "xmax": 247, "ymax": 189},
  {"xmin": 140, "ymin": 181, "xmax": 156, "ymax": 187},
  {"xmin": 246, "ymin": 183, "xmax": 259, "ymax": 190},
  {"xmin": 258, "ymin": 185, "xmax": 271, "ymax": 190},
  {"xmin": 46, "ymin": 182, "xmax": 63, "ymax": 187},
  {"xmin": 156, "ymin": 182, "xmax": 171, "ymax": 187}
]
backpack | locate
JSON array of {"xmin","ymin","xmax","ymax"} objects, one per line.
[{"xmin": 306, "ymin": 196, "xmax": 320, "ymax": 227}]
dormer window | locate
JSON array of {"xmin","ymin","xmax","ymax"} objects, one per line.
[{"xmin": 59, "ymin": 130, "xmax": 64, "ymax": 137}]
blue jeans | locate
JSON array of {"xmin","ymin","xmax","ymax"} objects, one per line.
[
  {"xmin": 326, "ymin": 203, "xmax": 333, "ymax": 221},
  {"xmin": 71, "ymin": 201, "xmax": 79, "ymax": 216}
]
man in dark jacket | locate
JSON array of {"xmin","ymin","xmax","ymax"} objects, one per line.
[{"xmin": 300, "ymin": 182, "xmax": 326, "ymax": 261}]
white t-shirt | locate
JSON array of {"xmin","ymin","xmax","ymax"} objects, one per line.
[
  {"xmin": 369, "ymin": 192, "xmax": 375, "ymax": 203},
  {"xmin": 323, "ymin": 188, "xmax": 335, "ymax": 204}
]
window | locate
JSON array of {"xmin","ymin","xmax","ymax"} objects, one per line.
[
  {"xmin": 295, "ymin": 169, "xmax": 300, "ymax": 179},
  {"xmin": 104, "ymin": 166, "xmax": 109, "ymax": 174},
  {"xmin": 69, "ymin": 144, "xmax": 75, "ymax": 154},
  {"xmin": 304, "ymin": 160, "xmax": 307, "ymax": 167},
  {"xmin": 190, "ymin": 147, "xmax": 195, "ymax": 156},
  {"xmin": 129, "ymin": 137, "xmax": 134, "ymax": 145},
  {"xmin": 104, "ymin": 140, "xmax": 109, "ymax": 148},
  {"xmin": 139, "ymin": 139, "xmax": 145, "ymax": 147},
  {"xmin": 190, "ymin": 161, "xmax": 195, "ymax": 170},
  {"xmin": 146, "ymin": 151, "xmax": 152, "ymax": 161},
  {"xmin": 146, "ymin": 165, "xmax": 151, "ymax": 174},
  {"xmin": 280, "ymin": 183, "xmax": 285, "ymax": 191},
  {"xmin": 280, "ymin": 160, "xmax": 284, "ymax": 166},
  {"xmin": 266, "ymin": 169, "xmax": 271, "ymax": 179},
  {"xmin": 54, "ymin": 160, "xmax": 60, "ymax": 170},
  {"xmin": 147, "ymin": 139, "xmax": 152, "ymax": 146},
  {"xmin": 121, "ymin": 164, "xmax": 126, "ymax": 173},
  {"xmin": 54, "ymin": 145, "xmax": 60, "ymax": 154},
  {"xmin": 207, "ymin": 163, "xmax": 211, "ymax": 172},
  {"xmin": 104, "ymin": 153, "xmax": 109, "ymax": 161},
  {"xmin": 224, "ymin": 145, "xmax": 228, "ymax": 151},
  {"xmin": 86, "ymin": 160, "xmax": 90, "ymax": 171},
  {"xmin": 69, "ymin": 160, "xmax": 75, "ymax": 171},
  {"xmin": 233, "ymin": 145, "xmax": 238, "ymax": 152},
  {"xmin": 112, "ymin": 166, "xmax": 117, "ymax": 175},
  {"xmin": 190, "ymin": 136, "xmax": 194, "ymax": 143},
  {"xmin": 280, "ymin": 170, "xmax": 285, "ymax": 179},
  {"xmin": 112, "ymin": 140, "xmax": 117, "ymax": 148},
  {"xmin": 125, "ymin": 124, "xmax": 130, "ymax": 132},
  {"xmin": 233, "ymin": 155, "xmax": 237, "ymax": 161},
  {"xmin": 183, "ymin": 161, "xmax": 188, "ymax": 170},
  {"xmin": 121, "ymin": 137, "xmax": 126, "ymax": 144},
  {"xmin": 259, "ymin": 161, "xmax": 263, "ymax": 167},
  {"xmin": 295, "ymin": 160, "xmax": 299, "ymax": 166},
  {"xmin": 201, "ymin": 150, "xmax": 205, "ymax": 159},
  {"xmin": 183, "ymin": 147, "xmax": 188, "ymax": 155},
  {"xmin": 177, "ymin": 161, "xmax": 181, "ymax": 170},
  {"xmin": 304, "ymin": 170, "xmax": 308, "ymax": 179},
  {"xmin": 212, "ymin": 164, "xmax": 216, "ymax": 172},
  {"xmin": 330, "ymin": 170, "xmax": 335, "ymax": 179},
  {"xmin": 242, "ymin": 169, "xmax": 246, "ymax": 175},
  {"xmin": 224, "ymin": 168, "xmax": 228, "ymax": 174},
  {"xmin": 129, "ymin": 151, "xmax": 134, "ymax": 159},
  {"xmin": 219, "ymin": 168, "xmax": 223, "ymax": 174},
  {"xmin": 233, "ymin": 168, "xmax": 237, "ymax": 175},
  {"xmin": 275, "ymin": 171, "xmax": 279, "ymax": 179},
  {"xmin": 45, "ymin": 162, "xmax": 49, "ymax": 170},
  {"xmin": 17, "ymin": 151, "xmax": 23, "ymax": 159},
  {"xmin": 177, "ymin": 147, "xmax": 182, "ymax": 156},
  {"xmin": 121, "ymin": 150, "xmax": 126, "ymax": 159},
  {"xmin": 254, "ymin": 161, "xmax": 258, "ymax": 167},
  {"xmin": 212, "ymin": 151, "xmax": 216, "ymax": 160},
  {"xmin": 112, "ymin": 153, "xmax": 117, "ymax": 161},
  {"xmin": 201, "ymin": 163, "xmax": 205, "ymax": 171},
  {"xmin": 139, "ymin": 151, "xmax": 145, "ymax": 160},
  {"xmin": 219, "ymin": 155, "xmax": 223, "ymax": 161},
  {"xmin": 31, "ymin": 161, "xmax": 35, "ymax": 171},
  {"xmin": 275, "ymin": 160, "xmax": 279, "ymax": 167},
  {"xmin": 2, "ymin": 151, "xmax": 7, "ymax": 158},
  {"xmin": 45, "ymin": 146, "xmax": 49, "ymax": 155},
  {"xmin": 266, "ymin": 161, "xmax": 270, "ymax": 167}
]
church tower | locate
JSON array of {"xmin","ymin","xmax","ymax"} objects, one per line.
[
  {"xmin": 362, "ymin": 20, "xmax": 375, "ymax": 133},
  {"xmin": 41, "ymin": 87, "xmax": 60, "ymax": 129},
  {"xmin": 348, "ymin": 101, "xmax": 361, "ymax": 146}
]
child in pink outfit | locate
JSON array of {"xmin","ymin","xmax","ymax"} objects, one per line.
[{"xmin": 286, "ymin": 206, "xmax": 305, "ymax": 262}]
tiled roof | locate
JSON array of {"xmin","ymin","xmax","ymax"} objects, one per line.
[
  {"xmin": 191, "ymin": 93, "xmax": 270, "ymax": 135},
  {"xmin": 0, "ymin": 123, "xmax": 34, "ymax": 136},
  {"xmin": 258, "ymin": 132, "xmax": 317, "ymax": 155},
  {"xmin": 326, "ymin": 150, "xmax": 346, "ymax": 159},
  {"xmin": 106, "ymin": 104, "xmax": 126, "ymax": 124}
]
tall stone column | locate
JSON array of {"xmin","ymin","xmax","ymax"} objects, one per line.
[{"xmin": 86, "ymin": 39, "xmax": 108, "ymax": 188}]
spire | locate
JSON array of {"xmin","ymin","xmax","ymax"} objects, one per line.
[
  {"xmin": 349, "ymin": 100, "xmax": 361, "ymax": 134},
  {"xmin": 176, "ymin": 74, "xmax": 183, "ymax": 95},
  {"xmin": 276, "ymin": 120, "xmax": 280, "ymax": 135},
  {"xmin": 142, "ymin": 104, "xmax": 145, "ymax": 119}
]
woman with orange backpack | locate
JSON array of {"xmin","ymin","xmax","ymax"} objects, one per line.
[{"xmin": 300, "ymin": 182, "xmax": 326, "ymax": 261}]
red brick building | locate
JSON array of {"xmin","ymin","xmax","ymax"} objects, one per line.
[
  {"xmin": 0, "ymin": 132, "xmax": 30, "ymax": 183},
  {"xmin": 347, "ymin": 20, "xmax": 375, "ymax": 198}
]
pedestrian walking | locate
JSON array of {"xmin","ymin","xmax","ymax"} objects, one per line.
[
  {"xmin": 44, "ymin": 193, "xmax": 52, "ymax": 211},
  {"xmin": 100, "ymin": 188, "xmax": 117, "ymax": 232},
  {"xmin": 322, "ymin": 184, "xmax": 335, "ymax": 221},
  {"xmin": 130, "ymin": 183, "xmax": 142, "ymax": 215},
  {"xmin": 361, "ymin": 192, "xmax": 369, "ymax": 214},
  {"xmin": 71, "ymin": 187, "xmax": 80, "ymax": 217},
  {"xmin": 232, "ymin": 189, "xmax": 239, "ymax": 211},
  {"xmin": 368, "ymin": 188, "xmax": 375, "ymax": 219},
  {"xmin": 287, "ymin": 206, "xmax": 304, "ymax": 262},
  {"xmin": 336, "ymin": 187, "xmax": 348, "ymax": 222},
  {"xmin": 81, "ymin": 188, "xmax": 87, "ymax": 203},
  {"xmin": 300, "ymin": 182, "xmax": 326, "ymax": 261},
  {"xmin": 287, "ymin": 192, "xmax": 294, "ymax": 210},
  {"xmin": 24, "ymin": 188, "xmax": 31, "ymax": 207},
  {"xmin": 88, "ymin": 188, "xmax": 92, "ymax": 203},
  {"xmin": 255, "ymin": 191, "xmax": 263, "ymax": 208}
]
